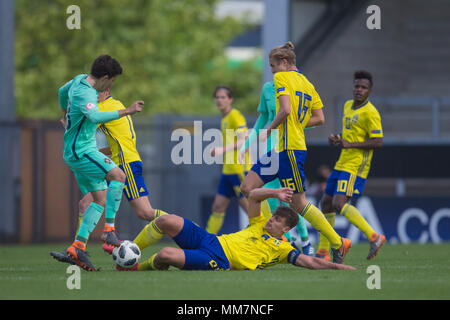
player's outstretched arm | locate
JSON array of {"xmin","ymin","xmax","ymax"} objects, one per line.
[
  {"xmin": 294, "ymin": 254, "xmax": 355, "ymax": 270},
  {"xmin": 118, "ymin": 101, "xmax": 144, "ymax": 118},
  {"xmin": 247, "ymin": 188, "xmax": 293, "ymax": 219}
]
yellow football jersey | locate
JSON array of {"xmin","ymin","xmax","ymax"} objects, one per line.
[
  {"xmin": 217, "ymin": 212, "xmax": 296, "ymax": 270},
  {"xmin": 334, "ymin": 100, "xmax": 383, "ymax": 179},
  {"xmin": 98, "ymin": 97, "xmax": 141, "ymax": 165},
  {"xmin": 274, "ymin": 71, "xmax": 323, "ymax": 152},
  {"xmin": 221, "ymin": 108, "xmax": 250, "ymax": 174}
]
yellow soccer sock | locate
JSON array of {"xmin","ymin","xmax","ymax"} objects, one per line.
[
  {"xmin": 154, "ymin": 209, "xmax": 168, "ymax": 220},
  {"xmin": 341, "ymin": 203, "xmax": 374, "ymax": 239},
  {"xmin": 206, "ymin": 211, "xmax": 225, "ymax": 234},
  {"xmin": 133, "ymin": 219, "xmax": 165, "ymax": 251},
  {"xmin": 260, "ymin": 200, "xmax": 272, "ymax": 221},
  {"xmin": 76, "ymin": 212, "xmax": 84, "ymax": 235},
  {"xmin": 138, "ymin": 253, "xmax": 158, "ymax": 271},
  {"xmin": 318, "ymin": 212, "xmax": 336, "ymax": 251},
  {"xmin": 301, "ymin": 203, "xmax": 341, "ymax": 249}
]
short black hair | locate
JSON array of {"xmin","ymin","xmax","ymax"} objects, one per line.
[
  {"xmin": 90, "ymin": 55, "xmax": 123, "ymax": 79},
  {"xmin": 213, "ymin": 85, "xmax": 233, "ymax": 99},
  {"xmin": 354, "ymin": 70, "xmax": 373, "ymax": 87},
  {"xmin": 273, "ymin": 206, "xmax": 299, "ymax": 229}
]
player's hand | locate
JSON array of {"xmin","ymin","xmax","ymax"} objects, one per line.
[
  {"xmin": 277, "ymin": 187, "xmax": 293, "ymax": 203},
  {"xmin": 128, "ymin": 101, "xmax": 144, "ymax": 115},
  {"xmin": 328, "ymin": 134, "xmax": 341, "ymax": 146}
]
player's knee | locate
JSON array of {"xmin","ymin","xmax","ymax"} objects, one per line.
[
  {"xmin": 332, "ymin": 197, "xmax": 346, "ymax": 214},
  {"xmin": 116, "ymin": 170, "xmax": 126, "ymax": 183},
  {"xmin": 154, "ymin": 214, "xmax": 173, "ymax": 231},
  {"xmin": 320, "ymin": 196, "xmax": 333, "ymax": 213},
  {"xmin": 157, "ymin": 247, "xmax": 176, "ymax": 264},
  {"xmin": 108, "ymin": 167, "xmax": 126, "ymax": 183}
]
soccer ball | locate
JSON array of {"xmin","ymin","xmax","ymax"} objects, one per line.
[{"xmin": 112, "ymin": 240, "xmax": 141, "ymax": 268}]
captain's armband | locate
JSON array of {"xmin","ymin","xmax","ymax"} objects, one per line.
[{"xmin": 288, "ymin": 249, "xmax": 301, "ymax": 265}]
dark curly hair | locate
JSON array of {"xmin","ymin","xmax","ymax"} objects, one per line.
[
  {"xmin": 354, "ymin": 70, "xmax": 373, "ymax": 87},
  {"xmin": 90, "ymin": 55, "xmax": 123, "ymax": 79}
]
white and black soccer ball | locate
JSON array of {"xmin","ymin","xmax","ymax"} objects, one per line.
[{"xmin": 112, "ymin": 240, "xmax": 141, "ymax": 268}]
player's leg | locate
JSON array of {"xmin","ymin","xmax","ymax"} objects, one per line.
[
  {"xmin": 122, "ymin": 161, "xmax": 155, "ymax": 221},
  {"xmin": 235, "ymin": 173, "xmax": 249, "ymax": 214},
  {"xmin": 316, "ymin": 193, "xmax": 335, "ymax": 260},
  {"xmin": 61, "ymin": 155, "xmax": 112, "ymax": 270},
  {"xmin": 77, "ymin": 192, "xmax": 94, "ymax": 235},
  {"xmin": 332, "ymin": 180, "xmax": 385, "ymax": 260},
  {"xmin": 67, "ymin": 188, "xmax": 106, "ymax": 271},
  {"xmin": 280, "ymin": 150, "xmax": 351, "ymax": 263},
  {"xmin": 133, "ymin": 210, "xmax": 171, "ymax": 251},
  {"xmin": 139, "ymin": 218, "xmax": 230, "ymax": 271},
  {"xmin": 95, "ymin": 166, "xmax": 125, "ymax": 247},
  {"xmin": 149, "ymin": 247, "xmax": 186, "ymax": 270},
  {"xmin": 206, "ymin": 194, "xmax": 230, "ymax": 234},
  {"xmin": 51, "ymin": 189, "xmax": 94, "ymax": 264},
  {"xmin": 129, "ymin": 196, "xmax": 155, "ymax": 221},
  {"xmin": 290, "ymin": 192, "xmax": 350, "ymax": 263},
  {"xmin": 206, "ymin": 174, "xmax": 232, "ymax": 234}
]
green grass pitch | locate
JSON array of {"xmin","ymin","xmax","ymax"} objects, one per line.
[{"xmin": 1, "ymin": 242, "xmax": 449, "ymax": 300}]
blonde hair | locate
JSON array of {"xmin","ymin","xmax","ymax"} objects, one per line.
[{"xmin": 269, "ymin": 41, "xmax": 296, "ymax": 65}]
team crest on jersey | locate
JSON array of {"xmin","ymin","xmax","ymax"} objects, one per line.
[
  {"xmin": 104, "ymin": 158, "xmax": 112, "ymax": 164},
  {"xmin": 85, "ymin": 102, "xmax": 95, "ymax": 110},
  {"xmin": 345, "ymin": 115, "xmax": 359, "ymax": 129}
]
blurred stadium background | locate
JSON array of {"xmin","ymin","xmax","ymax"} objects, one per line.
[{"xmin": 0, "ymin": 0, "xmax": 449, "ymax": 246}]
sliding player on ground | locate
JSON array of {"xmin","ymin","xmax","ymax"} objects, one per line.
[
  {"xmin": 317, "ymin": 70, "xmax": 385, "ymax": 261},
  {"xmin": 119, "ymin": 187, "xmax": 355, "ymax": 271}
]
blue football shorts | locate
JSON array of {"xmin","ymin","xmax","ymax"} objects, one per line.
[
  {"xmin": 251, "ymin": 150, "xmax": 307, "ymax": 194},
  {"xmin": 119, "ymin": 161, "xmax": 149, "ymax": 201},
  {"xmin": 173, "ymin": 219, "xmax": 230, "ymax": 270},
  {"xmin": 216, "ymin": 172, "xmax": 247, "ymax": 199},
  {"xmin": 324, "ymin": 169, "xmax": 367, "ymax": 198}
]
